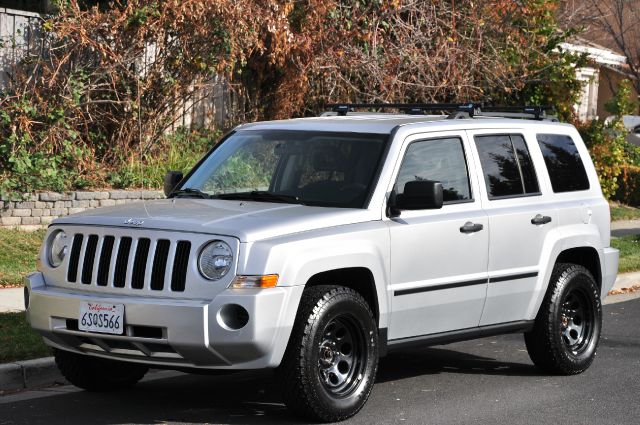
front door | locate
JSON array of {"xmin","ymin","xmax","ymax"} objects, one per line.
[{"xmin": 387, "ymin": 132, "xmax": 489, "ymax": 340}]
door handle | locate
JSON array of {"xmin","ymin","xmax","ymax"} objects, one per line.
[
  {"xmin": 460, "ymin": 222, "xmax": 484, "ymax": 233},
  {"xmin": 531, "ymin": 214, "xmax": 552, "ymax": 225}
]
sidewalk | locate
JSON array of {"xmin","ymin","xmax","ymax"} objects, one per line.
[
  {"xmin": 0, "ymin": 288, "xmax": 24, "ymax": 313},
  {"xmin": 611, "ymin": 219, "xmax": 640, "ymax": 238}
]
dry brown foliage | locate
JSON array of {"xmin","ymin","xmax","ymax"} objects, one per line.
[{"xmin": 0, "ymin": 0, "xmax": 581, "ymax": 193}]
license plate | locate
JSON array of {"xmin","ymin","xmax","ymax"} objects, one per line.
[{"xmin": 79, "ymin": 302, "xmax": 125, "ymax": 335}]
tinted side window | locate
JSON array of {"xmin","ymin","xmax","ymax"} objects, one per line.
[
  {"xmin": 396, "ymin": 137, "xmax": 471, "ymax": 203},
  {"xmin": 474, "ymin": 134, "xmax": 540, "ymax": 198},
  {"xmin": 537, "ymin": 134, "xmax": 590, "ymax": 192},
  {"xmin": 511, "ymin": 135, "xmax": 540, "ymax": 194}
]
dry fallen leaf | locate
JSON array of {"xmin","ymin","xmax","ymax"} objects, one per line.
[{"xmin": 608, "ymin": 285, "xmax": 640, "ymax": 295}]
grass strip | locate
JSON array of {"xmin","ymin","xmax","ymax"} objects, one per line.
[
  {"xmin": 0, "ymin": 312, "xmax": 51, "ymax": 363},
  {"xmin": 610, "ymin": 203, "xmax": 640, "ymax": 222},
  {"xmin": 0, "ymin": 229, "xmax": 45, "ymax": 288},
  {"xmin": 611, "ymin": 235, "xmax": 640, "ymax": 274}
]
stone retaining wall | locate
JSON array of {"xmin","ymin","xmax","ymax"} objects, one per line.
[{"xmin": 0, "ymin": 190, "xmax": 164, "ymax": 228}]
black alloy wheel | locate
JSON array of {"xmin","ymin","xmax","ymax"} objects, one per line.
[
  {"xmin": 560, "ymin": 285, "xmax": 596, "ymax": 355},
  {"xmin": 279, "ymin": 285, "xmax": 378, "ymax": 423},
  {"xmin": 317, "ymin": 315, "xmax": 368, "ymax": 397},
  {"xmin": 525, "ymin": 263, "xmax": 602, "ymax": 375}
]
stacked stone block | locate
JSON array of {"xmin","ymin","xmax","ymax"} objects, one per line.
[{"xmin": 0, "ymin": 190, "xmax": 164, "ymax": 228}]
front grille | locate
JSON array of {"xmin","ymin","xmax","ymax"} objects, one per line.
[{"xmin": 66, "ymin": 234, "xmax": 191, "ymax": 292}]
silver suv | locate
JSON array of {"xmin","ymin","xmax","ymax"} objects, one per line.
[{"xmin": 26, "ymin": 104, "xmax": 619, "ymax": 422}]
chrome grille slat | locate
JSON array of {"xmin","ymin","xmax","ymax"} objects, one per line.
[
  {"xmin": 76, "ymin": 234, "xmax": 90, "ymax": 285},
  {"xmin": 106, "ymin": 237, "xmax": 121, "ymax": 288},
  {"xmin": 163, "ymin": 241, "xmax": 178, "ymax": 293},
  {"xmin": 125, "ymin": 238, "xmax": 139, "ymax": 290},
  {"xmin": 142, "ymin": 238, "xmax": 157, "ymax": 290},
  {"xmin": 91, "ymin": 235, "xmax": 105, "ymax": 285},
  {"xmin": 63, "ymin": 233, "xmax": 191, "ymax": 293}
]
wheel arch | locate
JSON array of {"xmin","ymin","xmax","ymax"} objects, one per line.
[
  {"xmin": 527, "ymin": 229, "xmax": 605, "ymax": 321},
  {"xmin": 555, "ymin": 246, "xmax": 602, "ymax": 293},
  {"xmin": 305, "ymin": 267, "xmax": 380, "ymax": 324}
]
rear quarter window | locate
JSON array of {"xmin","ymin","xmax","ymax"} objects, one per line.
[{"xmin": 536, "ymin": 134, "xmax": 590, "ymax": 193}]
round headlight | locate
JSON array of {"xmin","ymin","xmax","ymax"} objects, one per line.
[
  {"xmin": 48, "ymin": 230, "xmax": 68, "ymax": 268},
  {"xmin": 198, "ymin": 240, "xmax": 233, "ymax": 281}
]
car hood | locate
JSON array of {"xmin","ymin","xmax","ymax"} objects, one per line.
[{"xmin": 53, "ymin": 198, "xmax": 378, "ymax": 242}]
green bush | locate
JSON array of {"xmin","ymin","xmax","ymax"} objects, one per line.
[
  {"xmin": 579, "ymin": 119, "xmax": 625, "ymax": 199},
  {"xmin": 106, "ymin": 128, "xmax": 222, "ymax": 189},
  {"xmin": 615, "ymin": 165, "xmax": 640, "ymax": 207},
  {"xmin": 581, "ymin": 79, "xmax": 636, "ymax": 200}
]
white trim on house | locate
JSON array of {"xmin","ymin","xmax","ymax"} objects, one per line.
[
  {"xmin": 559, "ymin": 42, "xmax": 627, "ymax": 66},
  {"xmin": 575, "ymin": 67, "xmax": 599, "ymax": 121},
  {"xmin": 559, "ymin": 41, "xmax": 628, "ymax": 121}
]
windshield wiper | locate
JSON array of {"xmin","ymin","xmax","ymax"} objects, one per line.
[
  {"xmin": 170, "ymin": 188, "xmax": 212, "ymax": 199},
  {"xmin": 214, "ymin": 191, "xmax": 303, "ymax": 204}
]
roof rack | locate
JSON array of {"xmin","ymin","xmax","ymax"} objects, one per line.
[{"xmin": 324, "ymin": 103, "xmax": 558, "ymax": 121}]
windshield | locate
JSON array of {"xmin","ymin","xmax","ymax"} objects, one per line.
[{"xmin": 179, "ymin": 130, "xmax": 388, "ymax": 208}]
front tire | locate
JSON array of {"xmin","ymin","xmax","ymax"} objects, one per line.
[
  {"xmin": 525, "ymin": 263, "xmax": 602, "ymax": 375},
  {"xmin": 279, "ymin": 285, "xmax": 379, "ymax": 422},
  {"xmin": 55, "ymin": 349, "xmax": 148, "ymax": 391}
]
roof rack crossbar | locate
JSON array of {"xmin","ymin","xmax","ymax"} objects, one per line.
[
  {"xmin": 324, "ymin": 103, "xmax": 557, "ymax": 121},
  {"xmin": 328, "ymin": 103, "xmax": 479, "ymax": 117},
  {"xmin": 480, "ymin": 105, "xmax": 553, "ymax": 120}
]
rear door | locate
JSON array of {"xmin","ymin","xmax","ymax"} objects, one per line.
[
  {"xmin": 387, "ymin": 131, "xmax": 489, "ymax": 340},
  {"xmin": 467, "ymin": 129, "xmax": 558, "ymax": 326}
]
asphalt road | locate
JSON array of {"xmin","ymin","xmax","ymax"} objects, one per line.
[{"xmin": 1, "ymin": 296, "xmax": 639, "ymax": 425}]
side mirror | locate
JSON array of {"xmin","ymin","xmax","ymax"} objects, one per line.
[
  {"xmin": 164, "ymin": 171, "xmax": 183, "ymax": 197},
  {"xmin": 390, "ymin": 180, "xmax": 443, "ymax": 215}
]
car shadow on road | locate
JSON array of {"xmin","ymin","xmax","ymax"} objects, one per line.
[
  {"xmin": 0, "ymin": 340, "xmax": 543, "ymax": 425},
  {"xmin": 0, "ymin": 346, "xmax": 542, "ymax": 425},
  {"xmin": 377, "ymin": 345, "xmax": 542, "ymax": 384},
  {"xmin": 0, "ymin": 370, "xmax": 306, "ymax": 425}
]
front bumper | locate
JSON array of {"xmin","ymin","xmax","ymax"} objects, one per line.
[{"xmin": 25, "ymin": 272, "xmax": 302, "ymax": 369}]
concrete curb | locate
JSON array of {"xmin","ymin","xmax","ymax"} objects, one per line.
[{"xmin": 0, "ymin": 357, "xmax": 65, "ymax": 394}]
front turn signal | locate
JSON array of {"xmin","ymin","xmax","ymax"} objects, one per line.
[{"xmin": 230, "ymin": 274, "xmax": 279, "ymax": 289}]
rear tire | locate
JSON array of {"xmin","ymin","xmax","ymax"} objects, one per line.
[
  {"xmin": 525, "ymin": 263, "xmax": 602, "ymax": 375},
  {"xmin": 278, "ymin": 285, "xmax": 379, "ymax": 423},
  {"xmin": 55, "ymin": 349, "xmax": 148, "ymax": 391}
]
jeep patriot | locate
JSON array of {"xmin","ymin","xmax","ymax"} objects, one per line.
[{"xmin": 26, "ymin": 104, "xmax": 619, "ymax": 422}]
